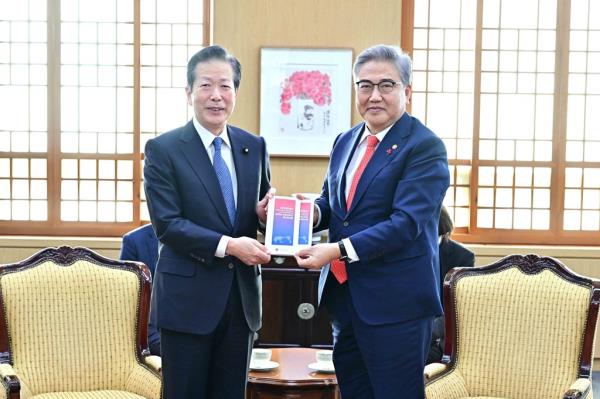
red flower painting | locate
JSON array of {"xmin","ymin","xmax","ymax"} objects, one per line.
[{"xmin": 280, "ymin": 70, "xmax": 332, "ymax": 115}]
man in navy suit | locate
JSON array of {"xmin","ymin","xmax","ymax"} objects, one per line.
[
  {"xmin": 144, "ymin": 45, "xmax": 272, "ymax": 399},
  {"xmin": 295, "ymin": 45, "xmax": 450, "ymax": 398},
  {"xmin": 119, "ymin": 223, "xmax": 161, "ymax": 355}
]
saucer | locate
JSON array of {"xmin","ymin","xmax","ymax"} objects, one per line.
[
  {"xmin": 308, "ymin": 361, "xmax": 335, "ymax": 373},
  {"xmin": 250, "ymin": 360, "xmax": 279, "ymax": 371}
]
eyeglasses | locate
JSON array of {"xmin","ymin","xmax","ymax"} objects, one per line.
[{"xmin": 355, "ymin": 79, "xmax": 401, "ymax": 94}]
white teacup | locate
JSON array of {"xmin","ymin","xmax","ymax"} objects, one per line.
[
  {"xmin": 251, "ymin": 348, "xmax": 272, "ymax": 364},
  {"xmin": 315, "ymin": 349, "xmax": 333, "ymax": 364}
]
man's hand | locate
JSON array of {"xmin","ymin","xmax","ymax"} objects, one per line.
[
  {"xmin": 226, "ymin": 236, "xmax": 271, "ymax": 265},
  {"xmin": 294, "ymin": 243, "xmax": 340, "ymax": 270},
  {"xmin": 294, "ymin": 193, "xmax": 319, "ymax": 226},
  {"xmin": 256, "ymin": 187, "xmax": 277, "ymax": 224}
]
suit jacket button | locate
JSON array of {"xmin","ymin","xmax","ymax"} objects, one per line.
[
  {"xmin": 343, "ymin": 221, "xmax": 349, "ymax": 227},
  {"xmin": 227, "ymin": 263, "xmax": 234, "ymax": 270}
]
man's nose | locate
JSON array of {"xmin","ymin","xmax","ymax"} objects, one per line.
[
  {"xmin": 368, "ymin": 89, "xmax": 383, "ymax": 101},
  {"xmin": 210, "ymin": 89, "xmax": 222, "ymax": 100}
]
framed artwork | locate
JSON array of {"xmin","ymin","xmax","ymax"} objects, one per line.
[{"xmin": 259, "ymin": 47, "xmax": 353, "ymax": 157}]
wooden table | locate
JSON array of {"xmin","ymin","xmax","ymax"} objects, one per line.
[{"xmin": 246, "ymin": 347, "xmax": 340, "ymax": 399}]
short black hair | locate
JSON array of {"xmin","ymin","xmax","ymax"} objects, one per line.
[
  {"xmin": 438, "ymin": 206, "xmax": 454, "ymax": 236},
  {"xmin": 186, "ymin": 45, "xmax": 242, "ymax": 90}
]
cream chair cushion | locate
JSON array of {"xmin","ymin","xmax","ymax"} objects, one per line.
[
  {"xmin": 0, "ymin": 255, "xmax": 160, "ymax": 399},
  {"xmin": 32, "ymin": 392, "xmax": 145, "ymax": 399},
  {"xmin": 454, "ymin": 268, "xmax": 589, "ymax": 398},
  {"xmin": 426, "ymin": 256, "xmax": 596, "ymax": 399}
]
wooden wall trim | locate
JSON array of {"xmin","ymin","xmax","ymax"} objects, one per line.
[{"xmin": 1, "ymin": 237, "xmax": 599, "ymax": 259}]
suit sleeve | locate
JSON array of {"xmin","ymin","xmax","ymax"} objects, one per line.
[
  {"xmin": 350, "ymin": 135, "xmax": 450, "ymax": 260},
  {"xmin": 455, "ymin": 245, "xmax": 475, "ymax": 268},
  {"xmin": 255, "ymin": 136, "xmax": 272, "ymax": 234},
  {"xmin": 462, "ymin": 251, "xmax": 475, "ymax": 268},
  {"xmin": 143, "ymin": 138, "xmax": 223, "ymax": 263},
  {"xmin": 314, "ymin": 174, "xmax": 331, "ymax": 232},
  {"xmin": 259, "ymin": 136, "xmax": 271, "ymax": 203},
  {"xmin": 119, "ymin": 234, "xmax": 137, "ymax": 261},
  {"xmin": 440, "ymin": 238, "xmax": 475, "ymax": 282}
]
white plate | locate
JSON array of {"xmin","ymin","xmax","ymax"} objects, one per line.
[
  {"xmin": 250, "ymin": 360, "xmax": 279, "ymax": 371},
  {"xmin": 308, "ymin": 361, "xmax": 335, "ymax": 373}
]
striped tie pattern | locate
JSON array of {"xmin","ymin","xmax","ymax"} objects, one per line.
[{"xmin": 212, "ymin": 136, "xmax": 236, "ymax": 225}]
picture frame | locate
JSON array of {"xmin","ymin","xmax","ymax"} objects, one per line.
[{"xmin": 259, "ymin": 47, "xmax": 353, "ymax": 157}]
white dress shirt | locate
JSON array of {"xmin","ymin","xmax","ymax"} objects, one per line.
[
  {"xmin": 340, "ymin": 123, "xmax": 394, "ymax": 262},
  {"xmin": 192, "ymin": 117, "xmax": 237, "ymax": 258}
]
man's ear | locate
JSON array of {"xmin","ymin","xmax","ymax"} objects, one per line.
[
  {"xmin": 185, "ymin": 86, "xmax": 192, "ymax": 106},
  {"xmin": 405, "ymin": 84, "xmax": 412, "ymax": 104}
]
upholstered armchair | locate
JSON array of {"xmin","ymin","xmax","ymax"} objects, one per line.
[
  {"xmin": 0, "ymin": 246, "xmax": 161, "ymax": 399},
  {"xmin": 425, "ymin": 254, "xmax": 599, "ymax": 399}
]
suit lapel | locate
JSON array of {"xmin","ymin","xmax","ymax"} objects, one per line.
[
  {"xmin": 228, "ymin": 126, "xmax": 251, "ymax": 229},
  {"xmin": 346, "ymin": 113, "xmax": 413, "ymax": 216},
  {"xmin": 336, "ymin": 125, "xmax": 364, "ymax": 213},
  {"xmin": 177, "ymin": 121, "xmax": 232, "ymax": 229}
]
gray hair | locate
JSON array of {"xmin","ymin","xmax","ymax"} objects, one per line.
[
  {"xmin": 353, "ymin": 44, "xmax": 412, "ymax": 86},
  {"xmin": 187, "ymin": 45, "xmax": 242, "ymax": 90}
]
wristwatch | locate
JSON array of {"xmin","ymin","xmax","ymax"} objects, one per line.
[{"xmin": 337, "ymin": 240, "xmax": 348, "ymax": 260}]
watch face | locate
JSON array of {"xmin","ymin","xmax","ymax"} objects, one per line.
[{"xmin": 338, "ymin": 241, "xmax": 348, "ymax": 259}]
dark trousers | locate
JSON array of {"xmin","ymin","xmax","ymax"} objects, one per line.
[
  {"xmin": 325, "ymin": 279, "xmax": 433, "ymax": 399},
  {"xmin": 160, "ymin": 280, "xmax": 253, "ymax": 399}
]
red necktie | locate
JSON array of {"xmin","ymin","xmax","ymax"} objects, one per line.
[{"xmin": 331, "ymin": 134, "xmax": 379, "ymax": 284}]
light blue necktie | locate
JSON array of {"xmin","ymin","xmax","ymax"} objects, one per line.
[{"xmin": 212, "ymin": 136, "xmax": 236, "ymax": 225}]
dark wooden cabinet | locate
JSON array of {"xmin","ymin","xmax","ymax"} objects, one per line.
[{"xmin": 257, "ymin": 256, "xmax": 333, "ymax": 348}]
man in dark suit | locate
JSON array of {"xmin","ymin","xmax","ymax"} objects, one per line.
[
  {"xmin": 427, "ymin": 206, "xmax": 475, "ymax": 363},
  {"xmin": 437, "ymin": 206, "xmax": 475, "ymax": 294},
  {"xmin": 295, "ymin": 45, "xmax": 449, "ymax": 398},
  {"xmin": 119, "ymin": 223, "xmax": 161, "ymax": 355},
  {"xmin": 143, "ymin": 45, "xmax": 272, "ymax": 399}
]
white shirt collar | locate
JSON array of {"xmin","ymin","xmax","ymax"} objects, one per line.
[
  {"xmin": 192, "ymin": 117, "xmax": 231, "ymax": 150},
  {"xmin": 358, "ymin": 123, "xmax": 394, "ymax": 145}
]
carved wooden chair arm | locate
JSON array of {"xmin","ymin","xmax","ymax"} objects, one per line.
[
  {"xmin": 424, "ymin": 362, "xmax": 448, "ymax": 382},
  {"xmin": 125, "ymin": 363, "xmax": 161, "ymax": 399},
  {"xmin": 563, "ymin": 378, "xmax": 591, "ymax": 399},
  {"xmin": 425, "ymin": 367, "xmax": 469, "ymax": 399},
  {"xmin": 0, "ymin": 363, "xmax": 20, "ymax": 399},
  {"xmin": 143, "ymin": 355, "xmax": 162, "ymax": 374}
]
